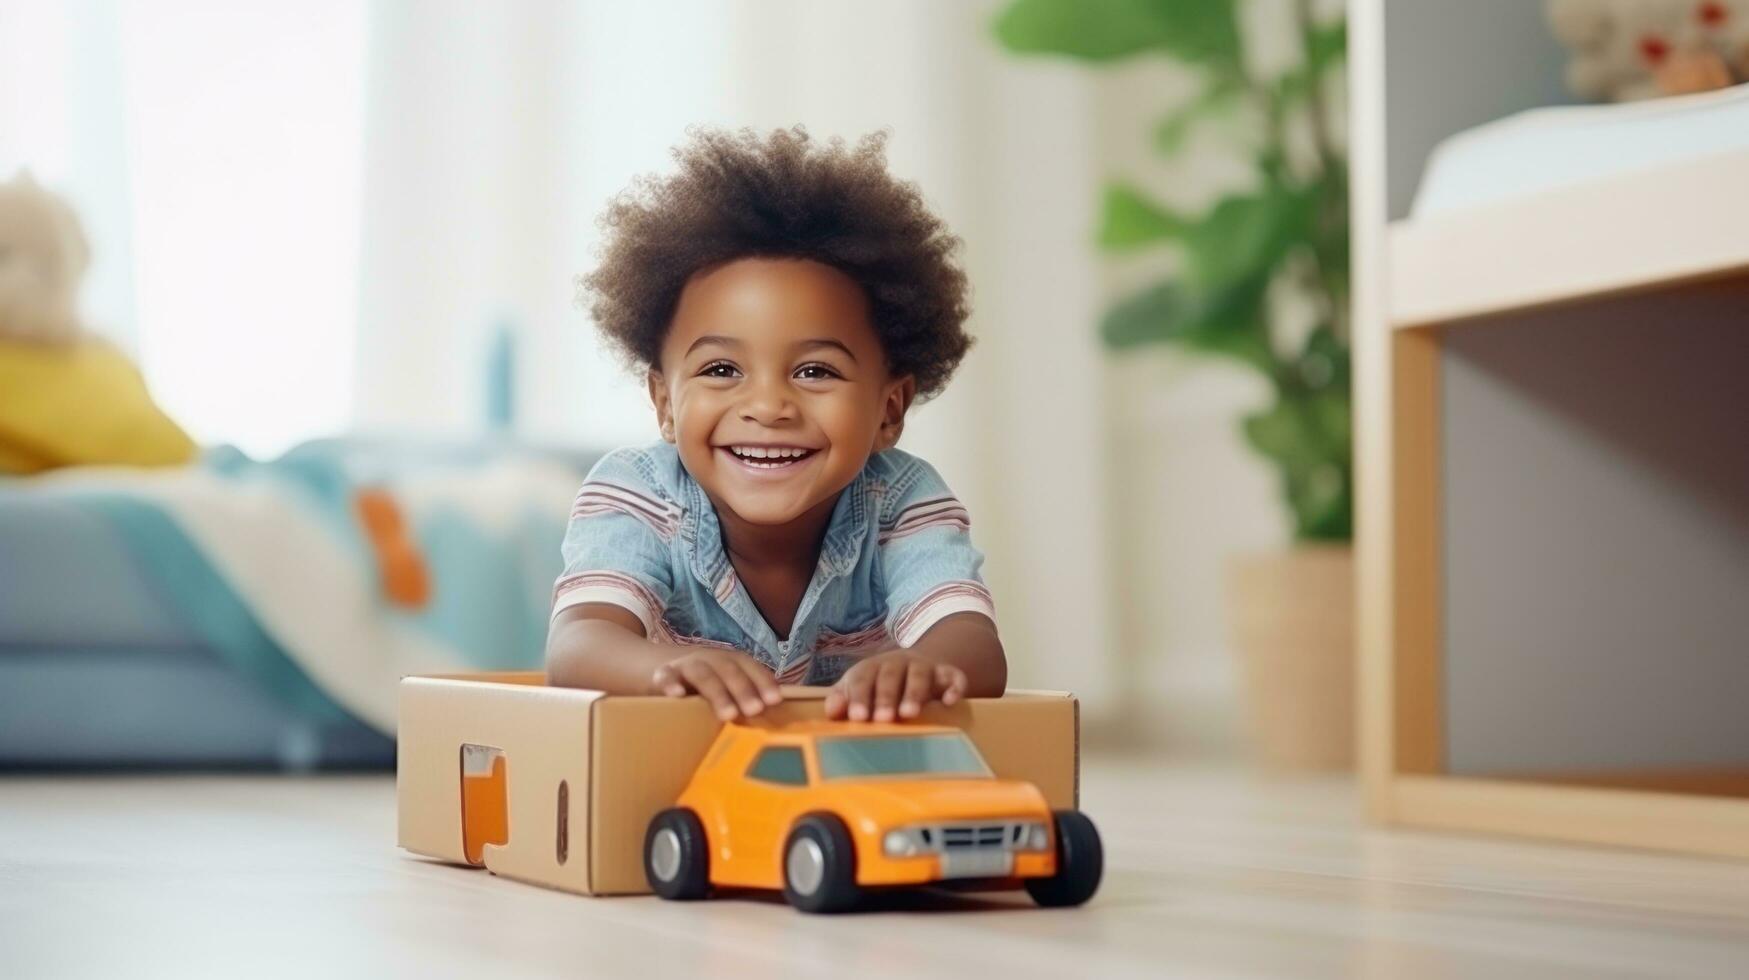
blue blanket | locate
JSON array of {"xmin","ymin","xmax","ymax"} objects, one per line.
[{"xmin": 9, "ymin": 439, "xmax": 596, "ymax": 732}]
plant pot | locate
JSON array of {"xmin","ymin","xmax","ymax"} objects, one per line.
[{"xmin": 1226, "ymin": 544, "xmax": 1355, "ymax": 771}]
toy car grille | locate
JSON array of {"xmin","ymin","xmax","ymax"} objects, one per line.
[{"xmin": 936, "ymin": 821, "xmax": 1020, "ymax": 851}]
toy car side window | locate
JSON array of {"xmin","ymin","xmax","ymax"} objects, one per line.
[{"xmin": 746, "ymin": 746, "xmax": 808, "ymax": 786}]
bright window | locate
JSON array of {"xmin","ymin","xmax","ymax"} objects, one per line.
[
  {"xmin": 1, "ymin": 1, "xmax": 365, "ymax": 458},
  {"xmin": 118, "ymin": 1, "xmax": 365, "ymax": 457}
]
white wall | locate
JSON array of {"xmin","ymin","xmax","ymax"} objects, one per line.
[{"xmin": 1088, "ymin": 15, "xmax": 1321, "ymax": 751}]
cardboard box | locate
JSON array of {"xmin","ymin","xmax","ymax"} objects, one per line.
[{"xmin": 396, "ymin": 672, "xmax": 1080, "ymax": 896}]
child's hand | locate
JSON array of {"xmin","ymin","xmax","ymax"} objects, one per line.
[
  {"xmin": 824, "ymin": 650, "xmax": 968, "ymax": 723},
  {"xmin": 650, "ymin": 648, "xmax": 783, "ymax": 720}
]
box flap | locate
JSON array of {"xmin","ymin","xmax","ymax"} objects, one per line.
[
  {"xmin": 587, "ymin": 697, "xmax": 724, "ymax": 894},
  {"xmin": 775, "ymin": 685, "xmax": 1072, "ymax": 701},
  {"xmin": 408, "ymin": 670, "xmax": 549, "ymax": 686}
]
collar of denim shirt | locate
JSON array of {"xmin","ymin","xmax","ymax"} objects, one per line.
[{"xmin": 680, "ymin": 464, "xmax": 871, "ymax": 651}]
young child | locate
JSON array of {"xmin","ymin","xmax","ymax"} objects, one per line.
[{"xmin": 546, "ymin": 126, "xmax": 1004, "ymax": 724}]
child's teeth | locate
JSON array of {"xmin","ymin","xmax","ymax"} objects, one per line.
[
  {"xmin": 734, "ymin": 446, "xmax": 807, "ymax": 459},
  {"xmin": 729, "ymin": 446, "xmax": 811, "ymax": 467}
]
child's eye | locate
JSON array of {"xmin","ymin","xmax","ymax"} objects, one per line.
[
  {"xmin": 794, "ymin": 363, "xmax": 840, "ymax": 381},
  {"xmin": 698, "ymin": 361, "xmax": 741, "ymax": 379}
]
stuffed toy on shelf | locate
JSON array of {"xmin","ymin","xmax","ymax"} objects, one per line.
[
  {"xmin": 1548, "ymin": 0, "xmax": 1749, "ymax": 100},
  {"xmin": 0, "ymin": 171, "xmax": 196, "ymax": 474}
]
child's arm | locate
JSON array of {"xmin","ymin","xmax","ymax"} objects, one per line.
[
  {"xmin": 547, "ymin": 604, "xmax": 782, "ymax": 720},
  {"xmin": 547, "ymin": 450, "xmax": 783, "ymax": 718},
  {"xmin": 823, "ymin": 612, "xmax": 1006, "ymax": 722}
]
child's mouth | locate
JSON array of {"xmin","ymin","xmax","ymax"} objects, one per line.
[{"xmin": 718, "ymin": 445, "xmax": 820, "ymax": 475}]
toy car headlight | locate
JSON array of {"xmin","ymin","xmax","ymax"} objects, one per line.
[
  {"xmin": 1023, "ymin": 822, "xmax": 1050, "ymax": 851},
  {"xmin": 883, "ymin": 828, "xmax": 928, "ymax": 857}
]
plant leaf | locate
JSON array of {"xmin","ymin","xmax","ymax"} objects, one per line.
[
  {"xmin": 1240, "ymin": 401, "xmax": 1302, "ymax": 463},
  {"xmin": 1242, "ymin": 390, "xmax": 1353, "ymax": 541},
  {"xmin": 1152, "ymin": 76, "xmax": 1246, "ymax": 154},
  {"xmin": 1291, "ymin": 324, "xmax": 1351, "ymax": 393},
  {"xmin": 1181, "ymin": 185, "xmax": 1316, "ymax": 288},
  {"xmin": 992, "ymin": 0, "xmax": 1241, "ymax": 67},
  {"xmin": 1307, "ymin": 19, "xmax": 1347, "ymax": 73},
  {"xmin": 1100, "ymin": 276, "xmax": 1273, "ymax": 370},
  {"xmin": 1097, "ymin": 183, "xmax": 1188, "ymax": 250},
  {"xmin": 1277, "ymin": 18, "xmax": 1347, "ymax": 105},
  {"xmin": 1101, "ymin": 280, "xmax": 1189, "ymax": 349}
]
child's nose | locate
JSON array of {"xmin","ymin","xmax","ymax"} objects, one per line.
[{"xmin": 738, "ymin": 376, "xmax": 797, "ymax": 424}]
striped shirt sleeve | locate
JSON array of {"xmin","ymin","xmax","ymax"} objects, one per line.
[
  {"xmin": 551, "ymin": 449, "xmax": 679, "ymax": 636},
  {"xmin": 879, "ymin": 457, "xmax": 996, "ymax": 647}
]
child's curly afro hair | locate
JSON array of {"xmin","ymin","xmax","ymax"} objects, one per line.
[{"xmin": 579, "ymin": 126, "xmax": 973, "ymax": 401}]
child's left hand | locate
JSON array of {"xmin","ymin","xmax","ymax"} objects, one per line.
[{"xmin": 824, "ymin": 650, "xmax": 968, "ymax": 722}]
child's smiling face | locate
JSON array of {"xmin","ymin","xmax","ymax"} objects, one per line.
[{"xmin": 649, "ymin": 257, "xmax": 915, "ymax": 528}]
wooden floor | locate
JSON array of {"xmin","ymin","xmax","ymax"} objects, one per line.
[{"xmin": 3, "ymin": 759, "xmax": 1746, "ymax": 979}]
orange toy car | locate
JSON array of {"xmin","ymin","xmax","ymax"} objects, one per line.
[{"xmin": 643, "ymin": 719, "xmax": 1102, "ymax": 913}]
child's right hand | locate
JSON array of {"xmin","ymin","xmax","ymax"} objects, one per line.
[{"xmin": 650, "ymin": 648, "xmax": 784, "ymax": 720}]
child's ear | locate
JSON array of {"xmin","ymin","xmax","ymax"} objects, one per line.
[
  {"xmin": 874, "ymin": 375, "xmax": 917, "ymax": 452},
  {"xmin": 647, "ymin": 369, "xmax": 676, "ymax": 443}
]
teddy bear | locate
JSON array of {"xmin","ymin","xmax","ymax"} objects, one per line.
[
  {"xmin": 0, "ymin": 171, "xmax": 196, "ymax": 474},
  {"xmin": 1547, "ymin": 0, "xmax": 1749, "ymax": 100}
]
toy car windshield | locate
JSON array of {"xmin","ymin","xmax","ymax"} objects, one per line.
[{"xmin": 815, "ymin": 732, "xmax": 993, "ymax": 780}]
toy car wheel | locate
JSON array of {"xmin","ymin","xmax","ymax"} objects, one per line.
[
  {"xmin": 781, "ymin": 814, "xmax": 859, "ymax": 914},
  {"xmin": 1024, "ymin": 809, "xmax": 1103, "ymax": 908},
  {"xmin": 644, "ymin": 807, "xmax": 710, "ymax": 900}
]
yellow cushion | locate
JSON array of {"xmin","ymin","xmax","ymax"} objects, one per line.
[{"xmin": 0, "ymin": 337, "xmax": 197, "ymax": 474}]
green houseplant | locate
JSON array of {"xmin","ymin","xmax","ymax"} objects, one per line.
[
  {"xmin": 993, "ymin": 0, "xmax": 1350, "ymax": 541},
  {"xmin": 993, "ymin": 0, "xmax": 1355, "ymax": 768}
]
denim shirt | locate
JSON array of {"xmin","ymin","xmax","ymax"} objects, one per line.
[{"xmin": 551, "ymin": 441, "xmax": 995, "ymax": 686}]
